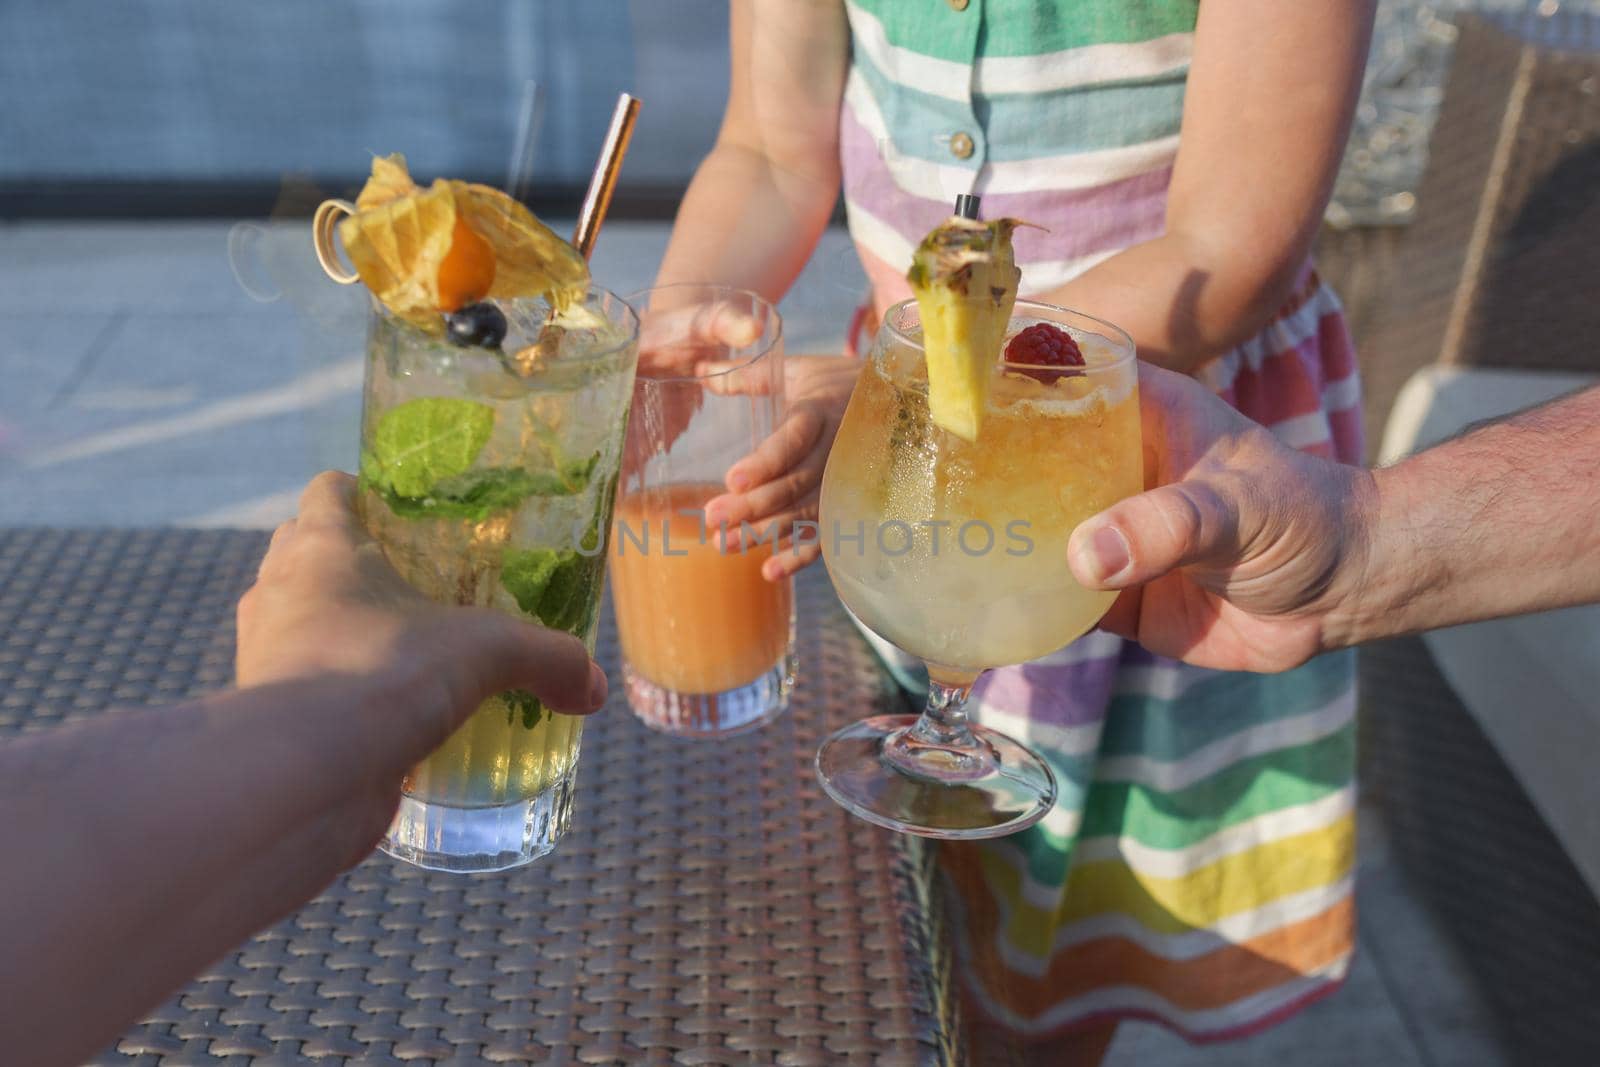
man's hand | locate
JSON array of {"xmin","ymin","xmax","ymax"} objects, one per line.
[
  {"xmin": 237, "ymin": 472, "xmax": 606, "ymax": 759},
  {"xmin": 1067, "ymin": 364, "xmax": 1374, "ymax": 672},
  {"xmin": 2, "ymin": 472, "xmax": 609, "ymax": 1067}
]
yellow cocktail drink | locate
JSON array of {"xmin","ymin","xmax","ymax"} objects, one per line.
[
  {"xmin": 822, "ymin": 327, "xmax": 1140, "ymax": 677},
  {"xmin": 316, "ymin": 153, "xmax": 640, "ymax": 871},
  {"xmin": 358, "ymin": 290, "xmax": 638, "ymax": 871},
  {"xmin": 815, "ymin": 292, "xmax": 1141, "ymax": 839}
]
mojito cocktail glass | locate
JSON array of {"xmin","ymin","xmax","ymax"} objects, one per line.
[
  {"xmin": 816, "ymin": 299, "xmax": 1141, "ymax": 838},
  {"xmin": 358, "ymin": 288, "xmax": 638, "ymax": 872}
]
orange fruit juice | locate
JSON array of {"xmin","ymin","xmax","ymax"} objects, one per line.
[{"xmin": 609, "ymin": 482, "xmax": 793, "ymax": 694}]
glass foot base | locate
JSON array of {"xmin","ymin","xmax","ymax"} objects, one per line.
[
  {"xmin": 815, "ymin": 714, "xmax": 1056, "ymax": 839},
  {"xmin": 623, "ymin": 650, "xmax": 795, "ymax": 739},
  {"xmin": 380, "ymin": 768, "xmax": 577, "ymax": 873}
]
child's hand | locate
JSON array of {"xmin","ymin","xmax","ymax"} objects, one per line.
[
  {"xmin": 625, "ymin": 298, "xmax": 768, "ymax": 472},
  {"xmin": 701, "ymin": 355, "xmax": 860, "ymax": 581},
  {"xmin": 636, "ymin": 299, "xmax": 764, "ymax": 378}
]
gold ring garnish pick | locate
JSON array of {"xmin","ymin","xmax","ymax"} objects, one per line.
[{"xmin": 312, "ymin": 198, "xmax": 360, "ymax": 284}]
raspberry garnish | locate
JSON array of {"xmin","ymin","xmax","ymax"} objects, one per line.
[{"xmin": 1005, "ymin": 323, "xmax": 1085, "ymax": 382}]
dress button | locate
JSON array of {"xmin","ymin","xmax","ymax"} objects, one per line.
[
  {"xmin": 948, "ymin": 0, "xmax": 970, "ymax": 10},
  {"xmin": 949, "ymin": 132, "xmax": 975, "ymax": 159}
]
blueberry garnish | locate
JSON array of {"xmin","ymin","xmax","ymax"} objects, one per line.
[{"xmin": 445, "ymin": 302, "xmax": 509, "ymax": 349}]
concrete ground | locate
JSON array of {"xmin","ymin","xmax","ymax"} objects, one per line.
[{"xmin": 0, "ymin": 219, "xmax": 1508, "ymax": 1065}]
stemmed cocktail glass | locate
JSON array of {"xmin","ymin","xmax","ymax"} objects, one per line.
[{"xmin": 815, "ymin": 299, "xmax": 1141, "ymax": 838}]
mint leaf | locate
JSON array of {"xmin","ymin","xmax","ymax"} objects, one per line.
[
  {"xmin": 358, "ymin": 447, "xmax": 384, "ymax": 488},
  {"xmin": 501, "ymin": 547, "xmax": 569, "ymax": 617},
  {"xmin": 432, "ymin": 450, "xmax": 597, "ymax": 508},
  {"xmin": 498, "ymin": 545, "xmax": 606, "ymax": 730},
  {"xmin": 558, "ymin": 451, "xmax": 600, "ymax": 491},
  {"xmin": 501, "ymin": 545, "xmax": 604, "ymax": 633},
  {"xmin": 370, "ymin": 398, "xmax": 495, "ymax": 498},
  {"xmin": 365, "ymin": 450, "xmax": 602, "ymax": 522},
  {"xmin": 503, "ymin": 689, "xmax": 545, "ymax": 730},
  {"xmin": 533, "ymin": 552, "xmax": 594, "ymax": 634},
  {"xmin": 383, "ymin": 468, "xmax": 556, "ymax": 522}
]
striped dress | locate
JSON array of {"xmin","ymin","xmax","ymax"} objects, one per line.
[{"xmin": 839, "ymin": 0, "xmax": 1364, "ymax": 1042}]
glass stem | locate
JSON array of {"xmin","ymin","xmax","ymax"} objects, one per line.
[{"xmin": 905, "ymin": 679, "xmax": 979, "ymax": 750}]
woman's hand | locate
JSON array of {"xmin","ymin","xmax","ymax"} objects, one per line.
[{"xmin": 702, "ymin": 354, "xmax": 861, "ymax": 581}]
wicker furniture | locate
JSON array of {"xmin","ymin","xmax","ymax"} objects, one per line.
[
  {"xmin": 1329, "ymin": 13, "xmax": 1600, "ymax": 1065},
  {"xmin": 0, "ymin": 528, "xmax": 959, "ymax": 1065},
  {"xmin": 1318, "ymin": 10, "xmax": 1600, "ymax": 455}
]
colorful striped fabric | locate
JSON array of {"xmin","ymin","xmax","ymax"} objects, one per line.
[
  {"xmin": 839, "ymin": 0, "xmax": 1364, "ymax": 1042},
  {"xmin": 843, "ymin": 0, "xmax": 1193, "ymax": 312}
]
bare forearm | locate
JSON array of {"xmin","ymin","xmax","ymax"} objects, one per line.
[
  {"xmin": 1042, "ymin": 232, "xmax": 1301, "ymax": 375},
  {"xmin": 655, "ymin": 141, "xmax": 838, "ymax": 301},
  {"xmin": 1330, "ymin": 386, "xmax": 1600, "ymax": 644},
  {"xmin": 654, "ymin": 1, "xmax": 846, "ymax": 300},
  {"xmin": 1050, "ymin": 1, "xmax": 1373, "ymax": 376},
  {"xmin": 0, "ymin": 678, "xmax": 397, "ymax": 1065}
]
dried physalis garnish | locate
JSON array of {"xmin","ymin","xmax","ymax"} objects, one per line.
[{"xmin": 338, "ymin": 154, "xmax": 589, "ymax": 332}]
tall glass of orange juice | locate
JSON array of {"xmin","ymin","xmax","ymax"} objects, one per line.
[{"xmin": 611, "ymin": 285, "xmax": 794, "ymax": 737}]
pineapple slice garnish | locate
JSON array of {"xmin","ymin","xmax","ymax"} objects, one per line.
[{"xmin": 906, "ymin": 217, "xmax": 1021, "ymax": 441}]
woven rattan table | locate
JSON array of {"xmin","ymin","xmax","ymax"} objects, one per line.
[{"xmin": 0, "ymin": 528, "xmax": 961, "ymax": 1065}]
